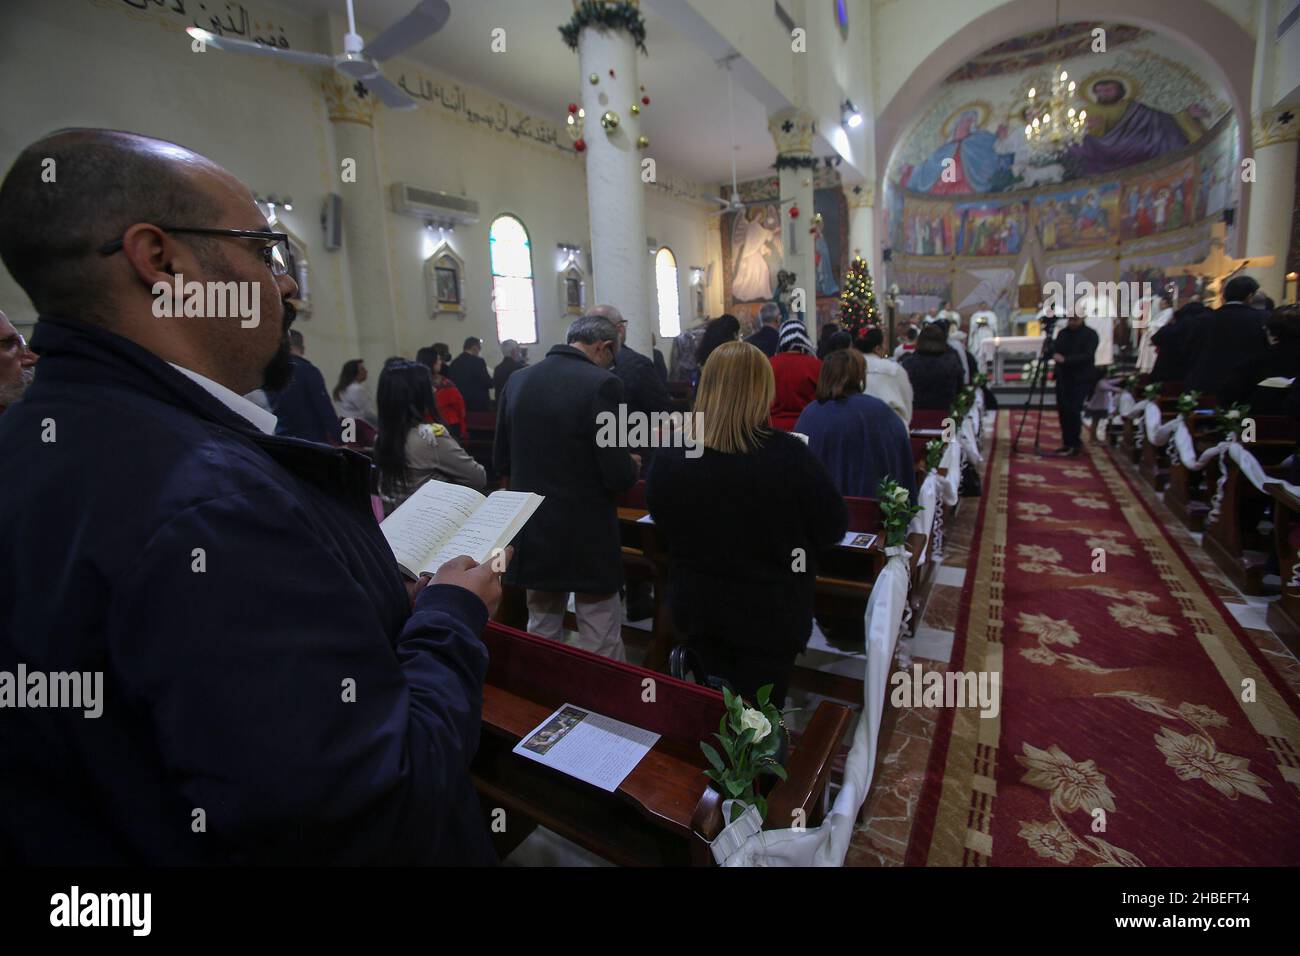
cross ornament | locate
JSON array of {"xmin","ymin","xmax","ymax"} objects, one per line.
[{"xmin": 1165, "ymin": 222, "xmax": 1274, "ymax": 306}]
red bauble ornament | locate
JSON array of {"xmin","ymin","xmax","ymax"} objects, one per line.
[
  {"xmin": 789, "ymin": 205, "xmax": 800, "ymax": 218},
  {"xmin": 641, "ymin": 96, "xmax": 650, "ymax": 105},
  {"xmin": 574, "ymin": 138, "xmax": 586, "ymax": 152},
  {"xmin": 568, "ymin": 103, "xmax": 578, "ymax": 114}
]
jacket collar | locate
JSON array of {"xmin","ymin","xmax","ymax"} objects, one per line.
[
  {"xmin": 547, "ymin": 343, "xmax": 597, "ymax": 365},
  {"xmin": 29, "ymin": 314, "xmax": 374, "ymax": 508}
]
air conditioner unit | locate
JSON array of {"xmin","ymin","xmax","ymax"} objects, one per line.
[{"xmin": 390, "ymin": 183, "xmax": 479, "ymax": 227}]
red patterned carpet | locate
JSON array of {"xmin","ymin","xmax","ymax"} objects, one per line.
[{"xmin": 906, "ymin": 411, "xmax": 1300, "ymax": 866}]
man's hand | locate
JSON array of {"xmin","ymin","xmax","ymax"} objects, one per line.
[
  {"xmin": 405, "ymin": 572, "xmax": 434, "ymax": 609},
  {"xmin": 430, "ymin": 546, "xmax": 514, "ymax": 617},
  {"xmin": 630, "ymin": 453, "xmax": 642, "ymax": 476},
  {"xmin": 1052, "ymin": 353, "xmax": 1066, "ymax": 364}
]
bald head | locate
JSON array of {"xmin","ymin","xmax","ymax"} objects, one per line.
[
  {"xmin": 589, "ymin": 304, "xmax": 626, "ymax": 346},
  {"xmin": 0, "ymin": 128, "xmax": 297, "ymax": 394},
  {"xmin": 0, "ymin": 129, "xmax": 234, "ymax": 318}
]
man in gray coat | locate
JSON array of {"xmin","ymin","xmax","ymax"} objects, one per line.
[{"xmin": 494, "ymin": 314, "xmax": 640, "ymax": 658}]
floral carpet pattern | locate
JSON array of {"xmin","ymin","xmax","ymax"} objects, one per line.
[{"xmin": 906, "ymin": 412, "xmax": 1300, "ymax": 866}]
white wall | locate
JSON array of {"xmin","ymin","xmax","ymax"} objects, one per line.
[{"xmin": 0, "ymin": 0, "xmax": 714, "ymax": 382}]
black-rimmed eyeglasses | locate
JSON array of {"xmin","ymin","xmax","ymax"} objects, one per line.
[{"xmin": 98, "ymin": 227, "xmax": 290, "ymax": 277}]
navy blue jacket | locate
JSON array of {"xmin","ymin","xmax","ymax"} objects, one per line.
[
  {"xmin": 0, "ymin": 316, "xmax": 495, "ymax": 865},
  {"xmin": 795, "ymin": 393, "xmax": 919, "ymax": 502},
  {"xmin": 267, "ymin": 354, "xmax": 342, "ymax": 444}
]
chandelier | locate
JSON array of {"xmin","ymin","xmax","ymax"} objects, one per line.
[{"xmin": 1023, "ymin": 66, "xmax": 1088, "ymax": 157}]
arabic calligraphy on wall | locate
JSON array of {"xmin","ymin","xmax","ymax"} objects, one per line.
[
  {"xmin": 396, "ymin": 69, "xmax": 707, "ymax": 205},
  {"xmin": 97, "ymin": 0, "xmax": 294, "ymax": 49}
]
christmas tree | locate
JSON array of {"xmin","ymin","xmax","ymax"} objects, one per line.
[{"xmin": 838, "ymin": 254, "xmax": 879, "ymax": 337}]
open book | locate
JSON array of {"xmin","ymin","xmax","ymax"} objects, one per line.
[{"xmin": 380, "ymin": 479, "xmax": 544, "ymax": 578}]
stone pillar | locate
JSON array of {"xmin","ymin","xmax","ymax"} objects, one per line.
[
  {"xmin": 323, "ymin": 75, "xmax": 400, "ymax": 373},
  {"xmin": 769, "ymin": 108, "xmax": 817, "ymax": 331},
  {"xmin": 575, "ymin": 14, "xmax": 651, "ymax": 354},
  {"xmin": 1245, "ymin": 107, "xmax": 1299, "ymax": 300},
  {"xmin": 845, "ymin": 182, "xmax": 875, "ymax": 277}
]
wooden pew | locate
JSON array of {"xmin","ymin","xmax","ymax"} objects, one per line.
[
  {"xmin": 463, "ymin": 410, "xmax": 497, "ymax": 482},
  {"xmin": 1164, "ymin": 410, "xmax": 1223, "ymax": 532},
  {"xmin": 1202, "ymin": 418, "xmax": 1297, "ymax": 593},
  {"xmin": 1265, "ymin": 481, "xmax": 1300, "ymax": 658},
  {"xmin": 473, "ymin": 621, "xmax": 852, "ymax": 865}
]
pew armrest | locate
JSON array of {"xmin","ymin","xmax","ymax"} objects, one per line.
[{"xmin": 765, "ymin": 701, "xmax": 853, "ymax": 829}]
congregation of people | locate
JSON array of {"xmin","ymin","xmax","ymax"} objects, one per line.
[{"xmin": 1, "ymin": 126, "xmax": 1293, "ymax": 868}]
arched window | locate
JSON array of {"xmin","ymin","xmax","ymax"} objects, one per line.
[
  {"xmin": 489, "ymin": 214, "xmax": 537, "ymax": 344},
  {"xmin": 654, "ymin": 246, "xmax": 681, "ymax": 339}
]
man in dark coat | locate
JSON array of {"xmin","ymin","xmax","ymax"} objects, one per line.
[
  {"xmin": 264, "ymin": 327, "xmax": 341, "ymax": 444},
  {"xmin": 1051, "ymin": 313, "xmax": 1100, "ymax": 456},
  {"xmin": 1150, "ymin": 297, "xmax": 1210, "ymax": 384},
  {"xmin": 1185, "ymin": 276, "xmax": 1269, "ymax": 395},
  {"xmin": 744, "ymin": 302, "xmax": 782, "ymax": 357},
  {"xmin": 495, "ymin": 313, "xmax": 640, "ymax": 659},
  {"xmin": 447, "ymin": 335, "xmax": 493, "ymax": 411},
  {"xmin": 0, "ymin": 128, "xmax": 501, "ymax": 865},
  {"xmin": 492, "ymin": 338, "xmax": 526, "ymax": 403},
  {"xmin": 589, "ymin": 304, "xmax": 672, "ymax": 455}
]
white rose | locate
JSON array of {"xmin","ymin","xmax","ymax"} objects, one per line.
[
  {"xmin": 890, "ymin": 485, "xmax": 910, "ymax": 505},
  {"xmin": 1226, "ymin": 410, "xmax": 1240, "ymax": 419},
  {"xmin": 739, "ymin": 707, "xmax": 771, "ymax": 743}
]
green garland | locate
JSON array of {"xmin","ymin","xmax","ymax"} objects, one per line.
[
  {"xmin": 925, "ymin": 439, "xmax": 946, "ymax": 472},
  {"xmin": 1176, "ymin": 389, "xmax": 1201, "ymax": 417},
  {"xmin": 559, "ymin": 1, "xmax": 648, "ymax": 54},
  {"xmin": 772, "ymin": 154, "xmax": 821, "ymax": 172}
]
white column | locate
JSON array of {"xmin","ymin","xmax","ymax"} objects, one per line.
[
  {"xmin": 845, "ymin": 183, "xmax": 875, "ymax": 269},
  {"xmin": 323, "ymin": 76, "xmax": 399, "ymax": 373},
  {"xmin": 577, "ymin": 23, "xmax": 651, "ymax": 354},
  {"xmin": 1245, "ymin": 109, "xmax": 1298, "ymax": 301},
  {"xmin": 769, "ymin": 109, "xmax": 817, "ymax": 331},
  {"xmin": 1244, "ymin": 0, "xmax": 1297, "ymax": 301}
]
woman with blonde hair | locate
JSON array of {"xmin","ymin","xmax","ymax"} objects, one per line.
[{"xmin": 645, "ymin": 341, "xmax": 847, "ymax": 706}]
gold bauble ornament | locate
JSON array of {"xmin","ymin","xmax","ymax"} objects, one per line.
[
  {"xmin": 636, "ymin": 135, "xmax": 650, "ymax": 148},
  {"xmin": 630, "ymin": 103, "xmax": 640, "ymax": 115},
  {"xmin": 600, "ymin": 110, "xmax": 620, "ymax": 131},
  {"xmin": 589, "ymin": 73, "xmax": 599, "ymax": 84}
]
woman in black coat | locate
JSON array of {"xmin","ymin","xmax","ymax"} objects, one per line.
[
  {"xmin": 901, "ymin": 322, "xmax": 965, "ymax": 410},
  {"xmin": 645, "ymin": 341, "xmax": 848, "ymax": 707}
]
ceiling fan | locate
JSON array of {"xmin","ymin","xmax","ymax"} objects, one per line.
[
  {"xmin": 708, "ymin": 55, "xmax": 795, "ymax": 214},
  {"xmin": 186, "ymin": 0, "xmax": 450, "ymax": 110}
]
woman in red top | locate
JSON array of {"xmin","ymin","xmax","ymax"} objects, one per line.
[
  {"xmin": 769, "ymin": 320, "xmax": 821, "ymax": 430},
  {"xmin": 417, "ymin": 345, "xmax": 467, "ymax": 440}
]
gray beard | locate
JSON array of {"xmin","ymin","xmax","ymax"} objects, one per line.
[{"xmin": 0, "ymin": 367, "xmax": 34, "ymax": 406}]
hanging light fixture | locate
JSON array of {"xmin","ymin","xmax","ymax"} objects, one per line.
[{"xmin": 1022, "ymin": 2, "xmax": 1088, "ymax": 157}]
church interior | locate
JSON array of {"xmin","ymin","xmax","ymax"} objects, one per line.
[{"xmin": 1, "ymin": 0, "xmax": 1299, "ymax": 899}]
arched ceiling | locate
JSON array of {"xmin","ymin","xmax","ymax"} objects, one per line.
[{"xmin": 887, "ymin": 23, "xmax": 1233, "ymax": 197}]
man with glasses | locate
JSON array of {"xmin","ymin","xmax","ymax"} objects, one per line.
[
  {"xmin": 0, "ymin": 128, "xmax": 501, "ymax": 865},
  {"xmin": 0, "ymin": 309, "xmax": 37, "ymax": 412}
]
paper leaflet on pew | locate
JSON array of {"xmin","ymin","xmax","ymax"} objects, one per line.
[
  {"xmin": 514, "ymin": 703, "xmax": 660, "ymax": 792},
  {"xmin": 380, "ymin": 479, "xmax": 544, "ymax": 578}
]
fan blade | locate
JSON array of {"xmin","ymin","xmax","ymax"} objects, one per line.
[
  {"xmin": 186, "ymin": 28, "xmax": 335, "ymax": 68},
  {"xmin": 709, "ymin": 195, "xmax": 731, "ymax": 207},
  {"xmin": 361, "ymin": 73, "xmax": 420, "ymax": 110},
  {"xmin": 362, "ymin": 0, "xmax": 451, "ymax": 62}
]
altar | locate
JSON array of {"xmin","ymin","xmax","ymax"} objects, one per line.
[{"xmin": 978, "ymin": 335, "xmax": 1044, "ymax": 384}]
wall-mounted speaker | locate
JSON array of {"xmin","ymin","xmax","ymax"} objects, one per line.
[
  {"xmin": 321, "ymin": 193, "xmax": 342, "ymax": 251},
  {"xmin": 882, "ymin": 247, "xmax": 892, "ymax": 262},
  {"xmin": 1222, "ymin": 207, "xmax": 1235, "ymax": 228}
]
